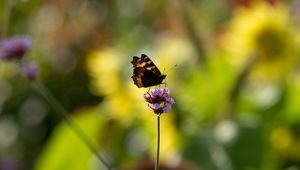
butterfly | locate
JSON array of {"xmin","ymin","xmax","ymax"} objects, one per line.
[{"xmin": 131, "ymin": 54, "xmax": 166, "ymax": 88}]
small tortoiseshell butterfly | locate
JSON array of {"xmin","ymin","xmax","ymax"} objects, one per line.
[{"xmin": 131, "ymin": 54, "xmax": 166, "ymax": 88}]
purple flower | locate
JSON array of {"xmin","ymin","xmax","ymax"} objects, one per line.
[
  {"xmin": 0, "ymin": 36, "xmax": 32, "ymax": 60},
  {"xmin": 143, "ymin": 87, "xmax": 175, "ymax": 115},
  {"xmin": 19, "ymin": 63, "xmax": 38, "ymax": 81}
]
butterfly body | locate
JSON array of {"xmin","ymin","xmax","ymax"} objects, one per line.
[{"xmin": 131, "ymin": 54, "xmax": 166, "ymax": 88}]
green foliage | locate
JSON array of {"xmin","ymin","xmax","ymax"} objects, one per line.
[
  {"xmin": 34, "ymin": 108, "xmax": 104, "ymax": 170},
  {"xmin": 1, "ymin": 0, "xmax": 300, "ymax": 169}
]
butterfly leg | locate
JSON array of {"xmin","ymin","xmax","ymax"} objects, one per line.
[
  {"xmin": 147, "ymin": 87, "xmax": 152, "ymax": 94},
  {"xmin": 161, "ymin": 79, "xmax": 167, "ymax": 88}
]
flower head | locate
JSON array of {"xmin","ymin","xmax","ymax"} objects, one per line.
[
  {"xmin": 0, "ymin": 36, "xmax": 32, "ymax": 60},
  {"xmin": 220, "ymin": 2, "xmax": 296, "ymax": 81},
  {"xmin": 143, "ymin": 87, "xmax": 175, "ymax": 115},
  {"xmin": 19, "ymin": 63, "xmax": 38, "ymax": 81}
]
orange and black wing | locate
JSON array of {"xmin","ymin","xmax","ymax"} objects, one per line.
[{"xmin": 131, "ymin": 54, "xmax": 166, "ymax": 88}]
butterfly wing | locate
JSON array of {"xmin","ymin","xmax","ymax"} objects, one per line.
[{"xmin": 131, "ymin": 54, "xmax": 166, "ymax": 88}]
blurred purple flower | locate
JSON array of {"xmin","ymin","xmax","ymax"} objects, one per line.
[
  {"xmin": 20, "ymin": 63, "xmax": 38, "ymax": 81},
  {"xmin": 143, "ymin": 87, "xmax": 175, "ymax": 115},
  {"xmin": 0, "ymin": 36, "xmax": 32, "ymax": 60}
]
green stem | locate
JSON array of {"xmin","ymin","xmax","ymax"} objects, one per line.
[
  {"xmin": 225, "ymin": 54, "xmax": 257, "ymax": 117},
  {"xmin": 155, "ymin": 114, "xmax": 161, "ymax": 170},
  {"xmin": 33, "ymin": 81, "xmax": 113, "ymax": 170}
]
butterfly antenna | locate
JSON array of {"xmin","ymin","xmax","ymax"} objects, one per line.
[{"xmin": 163, "ymin": 64, "xmax": 178, "ymax": 74}]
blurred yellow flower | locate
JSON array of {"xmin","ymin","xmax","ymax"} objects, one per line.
[
  {"xmin": 156, "ymin": 36, "xmax": 196, "ymax": 70},
  {"xmin": 221, "ymin": 2, "xmax": 296, "ymax": 81},
  {"xmin": 86, "ymin": 48, "xmax": 141, "ymax": 125},
  {"xmin": 86, "ymin": 48, "xmax": 123, "ymax": 96}
]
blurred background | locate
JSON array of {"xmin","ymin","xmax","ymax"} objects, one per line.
[{"xmin": 1, "ymin": 0, "xmax": 300, "ymax": 169}]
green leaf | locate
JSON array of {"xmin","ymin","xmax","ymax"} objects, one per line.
[{"xmin": 34, "ymin": 108, "xmax": 104, "ymax": 170}]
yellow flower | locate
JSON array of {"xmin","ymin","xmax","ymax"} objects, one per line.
[
  {"xmin": 221, "ymin": 2, "xmax": 296, "ymax": 81},
  {"xmin": 86, "ymin": 48, "xmax": 123, "ymax": 96},
  {"xmin": 155, "ymin": 36, "xmax": 196, "ymax": 70}
]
